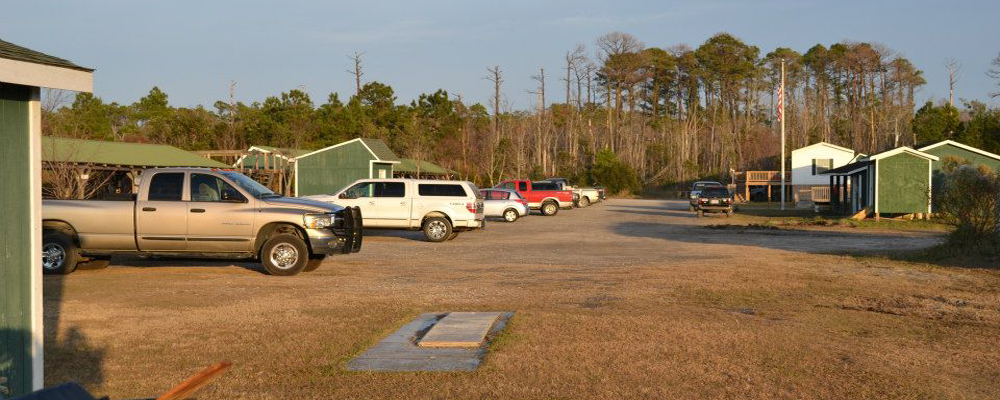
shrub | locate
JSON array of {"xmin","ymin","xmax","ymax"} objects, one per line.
[
  {"xmin": 589, "ymin": 149, "xmax": 640, "ymax": 195},
  {"xmin": 936, "ymin": 164, "xmax": 1000, "ymax": 249}
]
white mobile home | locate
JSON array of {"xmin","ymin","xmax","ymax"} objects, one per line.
[{"xmin": 790, "ymin": 142, "xmax": 862, "ymax": 203}]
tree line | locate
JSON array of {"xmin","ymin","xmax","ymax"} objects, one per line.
[{"xmin": 42, "ymin": 32, "xmax": 1000, "ymax": 193}]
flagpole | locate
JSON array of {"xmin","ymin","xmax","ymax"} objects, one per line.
[{"xmin": 780, "ymin": 59, "xmax": 786, "ymax": 210}]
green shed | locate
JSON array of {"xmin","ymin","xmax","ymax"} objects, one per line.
[
  {"xmin": 917, "ymin": 140, "xmax": 1000, "ymax": 206},
  {"xmin": 1, "ymin": 39, "xmax": 93, "ymax": 397},
  {"xmin": 294, "ymin": 138, "xmax": 400, "ymax": 196},
  {"xmin": 823, "ymin": 146, "xmax": 938, "ymax": 218}
]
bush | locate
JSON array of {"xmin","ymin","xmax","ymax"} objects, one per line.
[
  {"xmin": 589, "ymin": 149, "xmax": 640, "ymax": 195},
  {"xmin": 937, "ymin": 164, "xmax": 1000, "ymax": 250}
]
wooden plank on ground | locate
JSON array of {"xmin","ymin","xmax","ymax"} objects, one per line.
[{"xmin": 418, "ymin": 312, "xmax": 502, "ymax": 348}]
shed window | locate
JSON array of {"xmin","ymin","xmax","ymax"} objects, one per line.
[
  {"xmin": 418, "ymin": 184, "xmax": 467, "ymax": 197},
  {"xmin": 813, "ymin": 159, "xmax": 833, "ymax": 175}
]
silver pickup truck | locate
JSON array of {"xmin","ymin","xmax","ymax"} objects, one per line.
[{"xmin": 42, "ymin": 168, "xmax": 362, "ymax": 276}]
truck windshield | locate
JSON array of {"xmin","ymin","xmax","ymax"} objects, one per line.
[{"xmin": 220, "ymin": 171, "xmax": 279, "ymax": 198}]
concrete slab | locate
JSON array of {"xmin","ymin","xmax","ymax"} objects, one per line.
[
  {"xmin": 417, "ymin": 312, "xmax": 502, "ymax": 348},
  {"xmin": 345, "ymin": 312, "xmax": 512, "ymax": 372}
]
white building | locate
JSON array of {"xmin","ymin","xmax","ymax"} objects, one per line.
[{"xmin": 790, "ymin": 142, "xmax": 862, "ymax": 203}]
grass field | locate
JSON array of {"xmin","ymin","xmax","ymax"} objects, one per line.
[{"xmin": 44, "ymin": 199, "xmax": 1000, "ymax": 399}]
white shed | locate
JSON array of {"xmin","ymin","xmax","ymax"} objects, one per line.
[{"xmin": 790, "ymin": 142, "xmax": 862, "ymax": 202}]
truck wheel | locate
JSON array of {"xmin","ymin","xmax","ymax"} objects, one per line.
[
  {"xmin": 578, "ymin": 196, "xmax": 590, "ymax": 207},
  {"xmin": 423, "ymin": 217, "xmax": 452, "ymax": 242},
  {"xmin": 447, "ymin": 231, "xmax": 460, "ymax": 241},
  {"xmin": 261, "ymin": 234, "xmax": 308, "ymax": 276},
  {"xmin": 304, "ymin": 255, "xmax": 326, "ymax": 272},
  {"xmin": 42, "ymin": 232, "xmax": 79, "ymax": 275},
  {"xmin": 503, "ymin": 208, "xmax": 519, "ymax": 222},
  {"xmin": 77, "ymin": 256, "xmax": 111, "ymax": 270},
  {"xmin": 541, "ymin": 201, "xmax": 559, "ymax": 216}
]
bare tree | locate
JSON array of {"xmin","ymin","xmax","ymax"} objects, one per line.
[
  {"xmin": 564, "ymin": 44, "xmax": 587, "ymax": 161},
  {"xmin": 988, "ymin": 52, "xmax": 1000, "ymax": 98},
  {"xmin": 42, "ymin": 88, "xmax": 72, "ymax": 113},
  {"xmin": 945, "ymin": 58, "xmax": 962, "ymax": 106},
  {"xmin": 483, "ymin": 66, "xmax": 505, "ymax": 184},
  {"xmin": 347, "ymin": 51, "xmax": 365, "ymax": 95}
]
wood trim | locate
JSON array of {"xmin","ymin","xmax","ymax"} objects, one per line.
[
  {"xmin": 0, "ymin": 58, "xmax": 93, "ymax": 92},
  {"xmin": 28, "ymin": 86, "xmax": 44, "ymax": 391}
]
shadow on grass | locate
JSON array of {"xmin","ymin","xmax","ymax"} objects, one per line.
[{"xmin": 848, "ymin": 244, "xmax": 1000, "ymax": 270}]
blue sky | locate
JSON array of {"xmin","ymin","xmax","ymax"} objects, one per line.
[{"xmin": 3, "ymin": 0, "xmax": 998, "ymax": 109}]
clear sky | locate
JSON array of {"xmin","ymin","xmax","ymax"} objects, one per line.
[{"xmin": 4, "ymin": 0, "xmax": 998, "ymax": 109}]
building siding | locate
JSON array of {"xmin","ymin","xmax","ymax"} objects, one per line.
[
  {"xmin": 877, "ymin": 153, "xmax": 931, "ymax": 214},
  {"xmin": 297, "ymin": 141, "xmax": 377, "ymax": 196},
  {"xmin": 924, "ymin": 144, "xmax": 1000, "ymax": 198},
  {"xmin": 0, "ymin": 83, "xmax": 33, "ymax": 396}
]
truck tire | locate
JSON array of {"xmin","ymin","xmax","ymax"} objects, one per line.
[
  {"xmin": 260, "ymin": 234, "xmax": 308, "ymax": 276},
  {"xmin": 503, "ymin": 208, "xmax": 519, "ymax": 222},
  {"xmin": 578, "ymin": 196, "xmax": 590, "ymax": 207},
  {"xmin": 423, "ymin": 217, "xmax": 452, "ymax": 242},
  {"xmin": 42, "ymin": 232, "xmax": 79, "ymax": 275},
  {"xmin": 541, "ymin": 201, "xmax": 559, "ymax": 216},
  {"xmin": 77, "ymin": 256, "xmax": 111, "ymax": 270},
  {"xmin": 447, "ymin": 231, "xmax": 460, "ymax": 241},
  {"xmin": 304, "ymin": 255, "xmax": 326, "ymax": 272}
]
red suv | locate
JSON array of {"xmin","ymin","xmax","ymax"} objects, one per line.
[{"xmin": 495, "ymin": 179, "xmax": 574, "ymax": 216}]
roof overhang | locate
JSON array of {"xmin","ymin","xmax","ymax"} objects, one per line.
[
  {"xmin": 917, "ymin": 140, "xmax": 1000, "ymax": 161},
  {"xmin": 791, "ymin": 141, "xmax": 856, "ymax": 154},
  {"xmin": 821, "ymin": 161, "xmax": 872, "ymax": 176},
  {"xmin": 0, "ymin": 57, "xmax": 92, "ymax": 92}
]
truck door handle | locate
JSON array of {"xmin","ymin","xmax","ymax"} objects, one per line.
[
  {"xmin": 400, "ymin": 201, "xmax": 407, "ymax": 205},
  {"xmin": 190, "ymin": 208, "xmax": 206, "ymax": 213},
  {"xmin": 142, "ymin": 207, "xmax": 156, "ymax": 212}
]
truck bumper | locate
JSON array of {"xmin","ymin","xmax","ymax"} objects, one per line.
[
  {"xmin": 559, "ymin": 201, "xmax": 574, "ymax": 209},
  {"xmin": 308, "ymin": 206, "xmax": 363, "ymax": 255}
]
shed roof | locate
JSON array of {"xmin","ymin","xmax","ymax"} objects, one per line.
[
  {"xmin": 42, "ymin": 137, "xmax": 230, "ymax": 168},
  {"xmin": 0, "ymin": 39, "xmax": 93, "ymax": 72},
  {"xmin": 791, "ymin": 141, "xmax": 856, "ymax": 154},
  {"xmin": 916, "ymin": 140, "xmax": 1000, "ymax": 161},
  {"xmin": 297, "ymin": 137, "xmax": 401, "ymax": 163},
  {"xmin": 395, "ymin": 159, "xmax": 451, "ymax": 175},
  {"xmin": 867, "ymin": 146, "xmax": 939, "ymax": 162},
  {"xmin": 249, "ymin": 145, "xmax": 313, "ymax": 158}
]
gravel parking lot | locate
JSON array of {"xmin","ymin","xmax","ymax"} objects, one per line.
[{"xmin": 44, "ymin": 199, "xmax": 1000, "ymax": 399}]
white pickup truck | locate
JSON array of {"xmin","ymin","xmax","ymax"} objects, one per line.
[
  {"xmin": 544, "ymin": 178, "xmax": 603, "ymax": 207},
  {"xmin": 42, "ymin": 168, "xmax": 362, "ymax": 276},
  {"xmin": 305, "ymin": 178, "xmax": 485, "ymax": 242}
]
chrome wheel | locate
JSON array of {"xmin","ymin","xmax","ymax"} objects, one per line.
[
  {"xmin": 42, "ymin": 243, "xmax": 66, "ymax": 271},
  {"xmin": 544, "ymin": 203, "xmax": 556, "ymax": 215},
  {"xmin": 504, "ymin": 209, "xmax": 518, "ymax": 222},
  {"xmin": 426, "ymin": 220, "xmax": 447, "ymax": 240},
  {"xmin": 269, "ymin": 243, "xmax": 299, "ymax": 270}
]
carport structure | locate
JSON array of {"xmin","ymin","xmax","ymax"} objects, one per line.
[{"xmin": 0, "ymin": 39, "xmax": 93, "ymax": 397}]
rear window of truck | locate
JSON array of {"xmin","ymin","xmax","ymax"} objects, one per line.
[
  {"xmin": 148, "ymin": 173, "xmax": 184, "ymax": 201},
  {"xmin": 418, "ymin": 184, "xmax": 468, "ymax": 197},
  {"xmin": 531, "ymin": 182, "xmax": 559, "ymax": 191}
]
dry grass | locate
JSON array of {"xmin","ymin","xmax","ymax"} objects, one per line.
[{"xmin": 43, "ymin": 199, "xmax": 1000, "ymax": 399}]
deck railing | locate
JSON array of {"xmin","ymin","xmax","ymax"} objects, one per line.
[{"xmin": 744, "ymin": 171, "xmax": 790, "ymax": 183}]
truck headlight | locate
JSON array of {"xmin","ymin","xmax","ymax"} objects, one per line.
[{"xmin": 304, "ymin": 213, "xmax": 333, "ymax": 229}]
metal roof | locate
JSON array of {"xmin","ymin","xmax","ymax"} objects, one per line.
[
  {"xmin": 249, "ymin": 145, "xmax": 313, "ymax": 158},
  {"xmin": 395, "ymin": 159, "xmax": 451, "ymax": 175},
  {"xmin": 42, "ymin": 137, "xmax": 230, "ymax": 168},
  {"xmin": 358, "ymin": 138, "xmax": 401, "ymax": 162},
  {"xmin": 0, "ymin": 39, "xmax": 93, "ymax": 72}
]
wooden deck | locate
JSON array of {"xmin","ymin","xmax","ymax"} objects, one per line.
[
  {"xmin": 735, "ymin": 170, "xmax": 791, "ymax": 202},
  {"xmin": 195, "ymin": 149, "xmax": 296, "ymax": 196}
]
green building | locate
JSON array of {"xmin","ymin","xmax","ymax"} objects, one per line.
[
  {"xmin": 823, "ymin": 146, "xmax": 938, "ymax": 218},
  {"xmin": 1, "ymin": 39, "xmax": 93, "ymax": 397},
  {"xmin": 294, "ymin": 138, "xmax": 400, "ymax": 196},
  {"xmin": 917, "ymin": 140, "xmax": 1000, "ymax": 202}
]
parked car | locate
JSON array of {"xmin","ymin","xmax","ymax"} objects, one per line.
[
  {"xmin": 544, "ymin": 177, "xmax": 602, "ymax": 207},
  {"xmin": 688, "ymin": 181, "xmax": 724, "ymax": 211},
  {"xmin": 480, "ymin": 188, "xmax": 529, "ymax": 222},
  {"xmin": 306, "ymin": 179, "xmax": 485, "ymax": 242},
  {"xmin": 695, "ymin": 186, "xmax": 734, "ymax": 217},
  {"xmin": 495, "ymin": 179, "xmax": 574, "ymax": 216},
  {"xmin": 42, "ymin": 168, "xmax": 363, "ymax": 276}
]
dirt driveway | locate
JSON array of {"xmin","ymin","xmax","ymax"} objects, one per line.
[{"xmin": 44, "ymin": 199, "xmax": 999, "ymax": 399}]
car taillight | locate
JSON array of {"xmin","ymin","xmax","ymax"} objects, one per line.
[
  {"xmin": 518, "ymin": 199, "xmax": 528, "ymax": 206},
  {"xmin": 466, "ymin": 202, "xmax": 476, "ymax": 213}
]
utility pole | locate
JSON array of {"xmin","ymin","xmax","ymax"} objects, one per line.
[{"xmin": 780, "ymin": 59, "xmax": 786, "ymax": 210}]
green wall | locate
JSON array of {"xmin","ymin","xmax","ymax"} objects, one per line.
[
  {"xmin": 0, "ymin": 83, "xmax": 34, "ymax": 396},
  {"xmin": 924, "ymin": 144, "xmax": 1000, "ymax": 202},
  {"xmin": 877, "ymin": 152, "xmax": 931, "ymax": 214},
  {"xmin": 297, "ymin": 141, "xmax": 389, "ymax": 196}
]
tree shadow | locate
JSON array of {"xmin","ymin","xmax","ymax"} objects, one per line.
[
  {"xmin": 39, "ymin": 275, "xmax": 107, "ymax": 398},
  {"xmin": 612, "ymin": 221, "xmax": 943, "ymax": 256}
]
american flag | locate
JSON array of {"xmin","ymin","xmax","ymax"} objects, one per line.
[{"xmin": 776, "ymin": 86, "xmax": 783, "ymax": 122}]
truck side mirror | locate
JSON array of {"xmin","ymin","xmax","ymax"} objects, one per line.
[{"xmin": 339, "ymin": 192, "xmax": 352, "ymax": 199}]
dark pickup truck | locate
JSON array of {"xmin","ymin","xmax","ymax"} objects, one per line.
[{"xmin": 694, "ymin": 187, "xmax": 734, "ymax": 217}]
